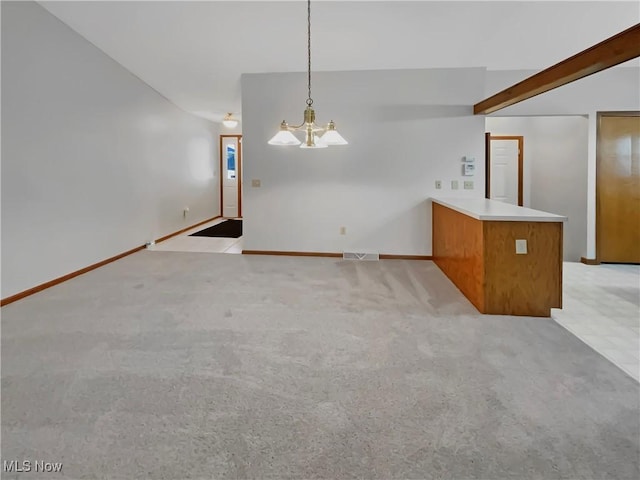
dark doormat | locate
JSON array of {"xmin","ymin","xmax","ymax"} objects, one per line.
[{"xmin": 190, "ymin": 219, "xmax": 242, "ymax": 238}]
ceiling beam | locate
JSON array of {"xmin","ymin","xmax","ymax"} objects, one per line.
[{"xmin": 474, "ymin": 23, "xmax": 640, "ymax": 115}]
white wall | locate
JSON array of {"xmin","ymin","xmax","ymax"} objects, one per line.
[
  {"xmin": 241, "ymin": 68, "xmax": 485, "ymax": 255},
  {"xmin": 486, "ymin": 116, "xmax": 588, "ymax": 261},
  {"xmin": 486, "ymin": 67, "xmax": 640, "ymax": 260},
  {"xmin": 1, "ymin": 1, "xmax": 220, "ymax": 298}
]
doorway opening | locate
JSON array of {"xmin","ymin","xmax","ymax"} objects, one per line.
[
  {"xmin": 485, "ymin": 135, "xmax": 524, "ymax": 206},
  {"xmin": 220, "ymin": 135, "xmax": 242, "ymax": 218}
]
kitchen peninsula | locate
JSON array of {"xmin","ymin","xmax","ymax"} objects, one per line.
[{"xmin": 431, "ymin": 198, "xmax": 567, "ymax": 317}]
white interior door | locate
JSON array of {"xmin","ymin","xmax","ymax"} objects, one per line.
[
  {"xmin": 221, "ymin": 136, "xmax": 241, "ymax": 218},
  {"xmin": 490, "ymin": 139, "xmax": 519, "ymax": 205}
]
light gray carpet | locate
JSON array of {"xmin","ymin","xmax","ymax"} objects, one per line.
[{"xmin": 2, "ymin": 252, "xmax": 639, "ymax": 479}]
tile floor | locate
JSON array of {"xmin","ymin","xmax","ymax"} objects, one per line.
[
  {"xmin": 553, "ymin": 262, "xmax": 640, "ymax": 382},
  {"xmin": 150, "ymin": 225, "xmax": 640, "ymax": 383},
  {"xmin": 148, "ymin": 217, "xmax": 243, "ymax": 254}
]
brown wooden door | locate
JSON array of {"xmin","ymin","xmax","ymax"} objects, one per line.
[{"xmin": 596, "ymin": 113, "xmax": 640, "ymax": 263}]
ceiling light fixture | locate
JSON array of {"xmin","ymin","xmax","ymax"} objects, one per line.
[
  {"xmin": 268, "ymin": 0, "xmax": 347, "ymax": 149},
  {"xmin": 222, "ymin": 113, "xmax": 239, "ymax": 128}
]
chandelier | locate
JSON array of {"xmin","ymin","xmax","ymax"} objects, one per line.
[
  {"xmin": 222, "ymin": 113, "xmax": 239, "ymax": 128},
  {"xmin": 268, "ymin": 0, "xmax": 347, "ymax": 149}
]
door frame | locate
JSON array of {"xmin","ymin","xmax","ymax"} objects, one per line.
[
  {"xmin": 595, "ymin": 111, "xmax": 640, "ymax": 262},
  {"xmin": 485, "ymin": 134, "xmax": 524, "ymax": 206},
  {"xmin": 219, "ymin": 134, "xmax": 242, "ymax": 218}
]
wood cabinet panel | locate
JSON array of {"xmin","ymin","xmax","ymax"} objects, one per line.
[
  {"xmin": 432, "ymin": 202, "xmax": 484, "ymax": 311},
  {"xmin": 484, "ymin": 221, "xmax": 562, "ymax": 316}
]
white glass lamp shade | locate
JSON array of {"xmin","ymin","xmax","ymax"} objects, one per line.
[
  {"xmin": 268, "ymin": 128, "xmax": 301, "ymax": 146},
  {"xmin": 321, "ymin": 129, "xmax": 348, "ymax": 145},
  {"xmin": 222, "ymin": 113, "xmax": 239, "ymax": 128}
]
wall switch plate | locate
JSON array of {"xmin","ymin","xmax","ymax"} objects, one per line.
[
  {"xmin": 515, "ymin": 239, "xmax": 528, "ymax": 254},
  {"xmin": 464, "ymin": 181, "xmax": 474, "ymax": 190},
  {"xmin": 339, "ymin": 226, "xmax": 346, "ymax": 235},
  {"xmin": 435, "ymin": 180, "xmax": 442, "ymax": 189},
  {"xmin": 451, "ymin": 180, "xmax": 459, "ymax": 190},
  {"xmin": 251, "ymin": 179, "xmax": 261, "ymax": 188}
]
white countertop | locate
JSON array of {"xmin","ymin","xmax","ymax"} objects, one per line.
[{"xmin": 430, "ymin": 197, "xmax": 567, "ymax": 222}]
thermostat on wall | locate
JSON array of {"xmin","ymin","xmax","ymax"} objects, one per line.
[
  {"xmin": 462, "ymin": 163, "xmax": 475, "ymax": 176},
  {"xmin": 462, "ymin": 156, "xmax": 475, "ymax": 163}
]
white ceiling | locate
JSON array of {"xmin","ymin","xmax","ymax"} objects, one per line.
[{"xmin": 39, "ymin": 1, "xmax": 640, "ymax": 122}]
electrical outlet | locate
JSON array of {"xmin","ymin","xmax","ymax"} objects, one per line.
[
  {"xmin": 340, "ymin": 226, "xmax": 346, "ymax": 235},
  {"xmin": 464, "ymin": 181, "xmax": 474, "ymax": 190},
  {"xmin": 435, "ymin": 180, "xmax": 442, "ymax": 190},
  {"xmin": 515, "ymin": 239, "xmax": 528, "ymax": 254},
  {"xmin": 251, "ymin": 179, "xmax": 261, "ymax": 188},
  {"xmin": 451, "ymin": 180, "xmax": 459, "ymax": 190}
]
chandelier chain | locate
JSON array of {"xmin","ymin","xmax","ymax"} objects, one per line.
[
  {"xmin": 267, "ymin": 0, "xmax": 348, "ymax": 146},
  {"xmin": 306, "ymin": 0, "xmax": 313, "ymax": 106}
]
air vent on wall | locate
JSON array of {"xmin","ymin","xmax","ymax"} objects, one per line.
[{"xmin": 343, "ymin": 252, "xmax": 380, "ymax": 261}]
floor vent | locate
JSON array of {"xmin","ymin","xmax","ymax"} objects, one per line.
[{"xmin": 343, "ymin": 252, "xmax": 380, "ymax": 261}]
